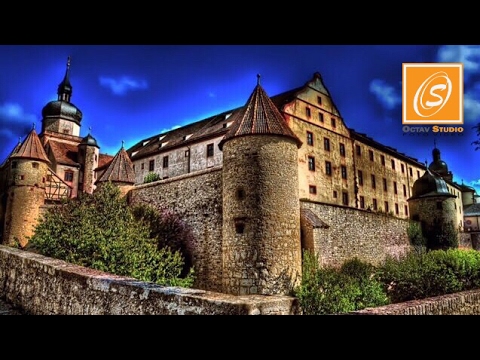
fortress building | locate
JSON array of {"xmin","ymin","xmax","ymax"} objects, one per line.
[{"xmin": 0, "ymin": 58, "xmax": 477, "ymax": 295}]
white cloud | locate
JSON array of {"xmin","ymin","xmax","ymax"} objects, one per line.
[
  {"xmin": 369, "ymin": 79, "xmax": 402, "ymax": 111},
  {"xmin": 0, "ymin": 102, "xmax": 37, "ymax": 124},
  {"xmin": 99, "ymin": 76, "xmax": 148, "ymax": 96},
  {"xmin": 437, "ymin": 45, "xmax": 480, "ymax": 83}
]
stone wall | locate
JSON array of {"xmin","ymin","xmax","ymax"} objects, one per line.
[
  {"xmin": 128, "ymin": 167, "xmax": 224, "ymax": 292},
  {"xmin": 0, "ymin": 245, "xmax": 299, "ymax": 315},
  {"xmin": 300, "ymin": 200, "xmax": 411, "ymax": 267}
]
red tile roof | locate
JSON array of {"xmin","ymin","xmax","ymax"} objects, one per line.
[{"xmin": 47, "ymin": 140, "xmax": 79, "ymax": 166}]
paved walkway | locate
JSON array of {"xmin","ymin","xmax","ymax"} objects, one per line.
[{"xmin": 0, "ymin": 298, "xmax": 23, "ymax": 315}]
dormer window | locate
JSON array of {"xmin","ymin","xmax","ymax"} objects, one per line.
[
  {"xmin": 183, "ymin": 134, "xmax": 192, "ymax": 141},
  {"xmin": 143, "ymin": 140, "xmax": 150, "ymax": 146}
]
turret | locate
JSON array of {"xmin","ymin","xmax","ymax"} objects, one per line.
[
  {"xmin": 77, "ymin": 128, "xmax": 100, "ymax": 194},
  {"xmin": 219, "ymin": 75, "xmax": 303, "ymax": 296},
  {"xmin": 2, "ymin": 127, "xmax": 50, "ymax": 247}
]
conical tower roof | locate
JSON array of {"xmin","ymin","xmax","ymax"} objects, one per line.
[
  {"xmin": 10, "ymin": 127, "xmax": 50, "ymax": 164},
  {"xmin": 219, "ymin": 74, "xmax": 302, "ymax": 150},
  {"xmin": 97, "ymin": 143, "xmax": 135, "ymax": 184}
]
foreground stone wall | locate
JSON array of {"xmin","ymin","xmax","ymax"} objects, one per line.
[{"xmin": 0, "ymin": 245, "xmax": 299, "ymax": 315}]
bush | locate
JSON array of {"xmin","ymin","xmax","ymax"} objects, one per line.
[
  {"xmin": 27, "ymin": 181, "xmax": 194, "ymax": 287},
  {"xmin": 407, "ymin": 221, "xmax": 426, "ymax": 251},
  {"xmin": 294, "ymin": 251, "xmax": 389, "ymax": 314},
  {"xmin": 144, "ymin": 172, "xmax": 161, "ymax": 183}
]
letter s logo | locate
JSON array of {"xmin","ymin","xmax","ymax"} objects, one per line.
[{"xmin": 413, "ymin": 71, "xmax": 452, "ymax": 118}]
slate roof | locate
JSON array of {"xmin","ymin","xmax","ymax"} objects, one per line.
[
  {"xmin": 464, "ymin": 203, "xmax": 480, "ymax": 216},
  {"xmin": 97, "ymin": 146, "xmax": 135, "ymax": 184},
  {"xmin": 10, "ymin": 128, "xmax": 50, "ymax": 164}
]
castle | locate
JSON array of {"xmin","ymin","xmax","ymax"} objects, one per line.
[{"xmin": 1, "ymin": 58, "xmax": 478, "ymax": 296}]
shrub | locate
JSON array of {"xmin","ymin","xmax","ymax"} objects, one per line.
[
  {"xmin": 27, "ymin": 181, "xmax": 194, "ymax": 287},
  {"xmin": 144, "ymin": 172, "xmax": 161, "ymax": 183},
  {"xmin": 407, "ymin": 221, "xmax": 427, "ymax": 252}
]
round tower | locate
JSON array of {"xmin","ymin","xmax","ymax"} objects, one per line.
[
  {"xmin": 219, "ymin": 75, "xmax": 303, "ymax": 296},
  {"xmin": 77, "ymin": 130, "xmax": 100, "ymax": 194},
  {"xmin": 3, "ymin": 128, "xmax": 50, "ymax": 247},
  {"xmin": 408, "ymin": 164, "xmax": 457, "ymax": 250}
]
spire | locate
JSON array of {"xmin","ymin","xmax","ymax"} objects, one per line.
[
  {"xmin": 57, "ymin": 56, "xmax": 73, "ymax": 102},
  {"xmin": 10, "ymin": 128, "xmax": 50, "ymax": 163},
  {"xmin": 97, "ymin": 146, "xmax": 135, "ymax": 184},
  {"xmin": 218, "ymin": 75, "xmax": 302, "ymax": 150}
]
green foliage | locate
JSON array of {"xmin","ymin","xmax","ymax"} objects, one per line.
[
  {"xmin": 294, "ymin": 251, "xmax": 389, "ymax": 314},
  {"xmin": 143, "ymin": 172, "xmax": 161, "ymax": 184},
  {"xmin": 27, "ymin": 181, "xmax": 194, "ymax": 287},
  {"xmin": 376, "ymin": 249, "xmax": 480, "ymax": 303},
  {"xmin": 407, "ymin": 221, "xmax": 426, "ymax": 251},
  {"xmin": 131, "ymin": 203, "xmax": 195, "ymax": 276}
]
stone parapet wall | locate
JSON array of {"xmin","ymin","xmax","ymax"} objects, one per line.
[{"xmin": 0, "ymin": 245, "xmax": 299, "ymax": 315}]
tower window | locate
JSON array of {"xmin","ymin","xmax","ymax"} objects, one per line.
[
  {"xmin": 207, "ymin": 143, "xmax": 214, "ymax": 157},
  {"xmin": 309, "ymin": 185, "xmax": 317, "ymax": 194},
  {"xmin": 64, "ymin": 171, "xmax": 74, "ymax": 182},
  {"xmin": 32, "ymin": 162, "xmax": 39, "ymax": 169},
  {"xmin": 236, "ymin": 188, "xmax": 245, "ymax": 200},
  {"xmin": 234, "ymin": 218, "xmax": 245, "ymax": 234}
]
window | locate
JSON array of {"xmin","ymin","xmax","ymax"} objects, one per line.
[
  {"xmin": 391, "ymin": 159, "xmax": 395, "ymax": 170},
  {"xmin": 383, "ymin": 178, "xmax": 387, "ymax": 191},
  {"xmin": 309, "ymin": 185, "xmax": 317, "ymax": 194},
  {"xmin": 417, "ymin": 170, "xmax": 420, "ymax": 178},
  {"xmin": 369, "ymin": 150, "xmax": 374, "ymax": 161},
  {"xmin": 308, "ymin": 156, "xmax": 315, "ymax": 171},
  {"xmin": 149, "ymin": 159, "xmax": 155, "ymax": 171},
  {"xmin": 404, "ymin": 205, "xmax": 409, "ymax": 216},
  {"xmin": 339, "ymin": 143, "xmax": 345, "ymax": 157},
  {"xmin": 393, "ymin": 181, "xmax": 398, "ymax": 194},
  {"xmin": 185, "ymin": 150, "xmax": 189, "ymax": 157},
  {"xmin": 401, "ymin": 164, "xmax": 405, "ymax": 173},
  {"xmin": 331, "ymin": 118, "xmax": 336, "ymax": 128},
  {"xmin": 395, "ymin": 203, "xmax": 399, "ymax": 215},
  {"xmin": 341, "ymin": 165, "xmax": 347, "ymax": 179},
  {"xmin": 306, "ymin": 131, "xmax": 314, "ymax": 146},
  {"xmin": 342, "ymin": 192, "xmax": 349, "ymax": 206},
  {"xmin": 403, "ymin": 184, "xmax": 407, "ymax": 197},
  {"xmin": 333, "ymin": 190, "xmax": 338, "ymax": 198},
  {"xmin": 306, "ymin": 107, "xmax": 311, "ymax": 117},
  {"xmin": 317, "ymin": 96, "xmax": 322, "ymax": 105},
  {"xmin": 384, "ymin": 201, "xmax": 389, "ymax": 213},
  {"xmin": 381, "ymin": 155, "xmax": 385, "ymax": 166},
  {"xmin": 373, "ymin": 198, "xmax": 378, "ymax": 210},
  {"xmin": 64, "ymin": 171, "xmax": 74, "ymax": 182},
  {"xmin": 207, "ymin": 143, "xmax": 214, "ymax": 157},
  {"xmin": 360, "ymin": 196, "xmax": 365, "ymax": 209},
  {"xmin": 11, "ymin": 161, "xmax": 17, "ymax": 169},
  {"xmin": 324, "ymin": 138, "xmax": 330, "ymax": 151},
  {"xmin": 141, "ymin": 163, "xmax": 144, "ymax": 170},
  {"xmin": 371, "ymin": 174, "xmax": 376, "ymax": 189},
  {"xmin": 325, "ymin": 161, "xmax": 332, "ymax": 176},
  {"xmin": 358, "ymin": 170, "xmax": 363, "ymax": 186},
  {"xmin": 355, "ymin": 145, "xmax": 361, "ymax": 156},
  {"xmin": 409, "ymin": 167, "xmax": 413, "ymax": 176},
  {"xmin": 32, "ymin": 162, "xmax": 39, "ymax": 169},
  {"xmin": 162, "ymin": 156, "xmax": 168, "ymax": 168},
  {"xmin": 318, "ymin": 112, "xmax": 324, "ymax": 122}
]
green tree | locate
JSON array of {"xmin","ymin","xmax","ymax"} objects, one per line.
[{"xmin": 27, "ymin": 181, "xmax": 194, "ymax": 287}]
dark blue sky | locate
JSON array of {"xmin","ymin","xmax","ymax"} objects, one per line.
[{"xmin": 1, "ymin": 45, "xmax": 479, "ymax": 192}]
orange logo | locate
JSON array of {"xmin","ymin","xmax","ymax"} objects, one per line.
[{"xmin": 402, "ymin": 63, "xmax": 463, "ymax": 125}]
